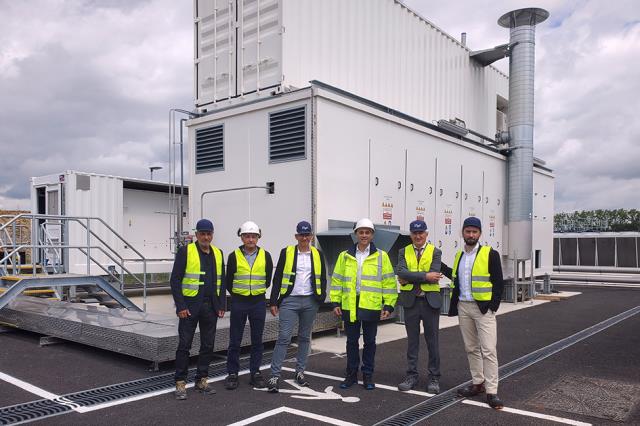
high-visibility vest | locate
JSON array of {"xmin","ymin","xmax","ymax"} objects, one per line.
[
  {"xmin": 232, "ymin": 248, "xmax": 267, "ymax": 296},
  {"xmin": 181, "ymin": 242, "xmax": 223, "ymax": 297},
  {"xmin": 280, "ymin": 245, "xmax": 322, "ymax": 296},
  {"xmin": 330, "ymin": 248, "xmax": 398, "ymax": 322},
  {"xmin": 400, "ymin": 244, "xmax": 439, "ymax": 293},
  {"xmin": 451, "ymin": 245, "xmax": 492, "ymax": 301}
]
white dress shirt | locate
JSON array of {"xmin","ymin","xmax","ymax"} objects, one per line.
[
  {"xmin": 291, "ymin": 250, "xmax": 313, "ymax": 296},
  {"xmin": 459, "ymin": 243, "xmax": 479, "ymax": 302},
  {"xmin": 355, "ymin": 244, "xmax": 371, "ymax": 295}
]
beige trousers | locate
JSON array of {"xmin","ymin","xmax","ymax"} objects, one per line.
[{"xmin": 458, "ymin": 301, "xmax": 499, "ymax": 394}]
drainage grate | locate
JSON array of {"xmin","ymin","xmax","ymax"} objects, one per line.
[
  {"xmin": 0, "ymin": 348, "xmax": 293, "ymax": 425},
  {"xmin": 375, "ymin": 305, "xmax": 640, "ymax": 426}
]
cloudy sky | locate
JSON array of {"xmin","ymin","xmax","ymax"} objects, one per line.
[{"xmin": 1, "ymin": 0, "xmax": 638, "ymax": 212}]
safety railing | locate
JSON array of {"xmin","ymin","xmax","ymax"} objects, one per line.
[{"xmin": 0, "ymin": 214, "xmax": 170, "ymax": 311}]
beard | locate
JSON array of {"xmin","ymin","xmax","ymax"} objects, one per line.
[{"xmin": 464, "ymin": 237, "xmax": 479, "ymax": 246}]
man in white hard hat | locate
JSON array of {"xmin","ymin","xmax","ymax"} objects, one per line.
[
  {"xmin": 267, "ymin": 221, "xmax": 327, "ymax": 393},
  {"xmin": 330, "ymin": 218, "xmax": 398, "ymax": 390},
  {"xmin": 170, "ymin": 219, "xmax": 225, "ymax": 400},
  {"xmin": 224, "ymin": 221, "xmax": 273, "ymax": 390}
]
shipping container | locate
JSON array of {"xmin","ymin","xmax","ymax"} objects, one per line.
[
  {"xmin": 194, "ymin": 0, "xmax": 508, "ymax": 138},
  {"xmin": 29, "ymin": 171, "xmax": 188, "ymax": 275}
]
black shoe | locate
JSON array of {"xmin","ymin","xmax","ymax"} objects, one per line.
[
  {"xmin": 487, "ymin": 393, "xmax": 504, "ymax": 410},
  {"xmin": 397, "ymin": 375, "xmax": 419, "ymax": 392},
  {"xmin": 340, "ymin": 371, "xmax": 358, "ymax": 389},
  {"xmin": 225, "ymin": 373, "xmax": 238, "ymax": 390},
  {"xmin": 427, "ymin": 378, "xmax": 440, "ymax": 394},
  {"xmin": 457, "ymin": 382, "xmax": 485, "ymax": 397},
  {"xmin": 295, "ymin": 372, "xmax": 309, "ymax": 387},
  {"xmin": 250, "ymin": 371, "xmax": 266, "ymax": 389},
  {"xmin": 267, "ymin": 376, "xmax": 279, "ymax": 393},
  {"xmin": 362, "ymin": 373, "xmax": 375, "ymax": 390},
  {"xmin": 195, "ymin": 378, "xmax": 216, "ymax": 395}
]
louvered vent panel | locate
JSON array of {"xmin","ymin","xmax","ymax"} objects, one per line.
[
  {"xmin": 195, "ymin": 125, "xmax": 224, "ymax": 172},
  {"xmin": 269, "ymin": 106, "xmax": 306, "ymax": 162}
]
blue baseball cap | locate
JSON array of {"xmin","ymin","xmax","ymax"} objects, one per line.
[
  {"xmin": 462, "ymin": 216, "xmax": 482, "ymax": 231},
  {"xmin": 409, "ymin": 220, "xmax": 428, "ymax": 232},
  {"xmin": 195, "ymin": 219, "xmax": 214, "ymax": 232},
  {"xmin": 296, "ymin": 221, "xmax": 313, "ymax": 235}
]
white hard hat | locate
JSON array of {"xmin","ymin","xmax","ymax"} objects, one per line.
[
  {"xmin": 354, "ymin": 218, "xmax": 375, "ymax": 232},
  {"xmin": 238, "ymin": 221, "xmax": 261, "ymax": 237}
]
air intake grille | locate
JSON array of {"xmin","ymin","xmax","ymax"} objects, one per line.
[
  {"xmin": 195, "ymin": 125, "xmax": 224, "ymax": 172},
  {"xmin": 269, "ymin": 106, "xmax": 306, "ymax": 162}
]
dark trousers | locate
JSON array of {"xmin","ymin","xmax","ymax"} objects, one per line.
[
  {"xmin": 226, "ymin": 298, "xmax": 266, "ymax": 374},
  {"xmin": 404, "ymin": 298, "xmax": 440, "ymax": 378},
  {"xmin": 344, "ymin": 319, "xmax": 378, "ymax": 375},
  {"xmin": 175, "ymin": 300, "xmax": 218, "ymax": 382}
]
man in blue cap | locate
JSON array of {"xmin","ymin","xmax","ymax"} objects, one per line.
[
  {"xmin": 170, "ymin": 218, "xmax": 225, "ymax": 400},
  {"xmin": 441, "ymin": 216, "xmax": 505, "ymax": 409},
  {"xmin": 396, "ymin": 219, "xmax": 444, "ymax": 394},
  {"xmin": 267, "ymin": 221, "xmax": 327, "ymax": 393}
]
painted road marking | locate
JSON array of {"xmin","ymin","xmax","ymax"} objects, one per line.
[
  {"xmin": 255, "ymin": 379, "xmax": 360, "ymax": 403},
  {"xmin": 227, "ymin": 406, "xmax": 361, "ymax": 426},
  {"xmin": 283, "ymin": 367, "xmax": 592, "ymax": 426},
  {"xmin": 0, "ymin": 371, "xmax": 60, "ymax": 400}
]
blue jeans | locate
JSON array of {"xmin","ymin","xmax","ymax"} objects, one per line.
[
  {"xmin": 270, "ymin": 295, "xmax": 319, "ymax": 378},
  {"xmin": 226, "ymin": 298, "xmax": 266, "ymax": 374},
  {"xmin": 345, "ymin": 319, "xmax": 378, "ymax": 375}
]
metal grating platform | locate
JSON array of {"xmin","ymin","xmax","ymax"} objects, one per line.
[{"xmin": 0, "ymin": 296, "xmax": 340, "ymax": 363}]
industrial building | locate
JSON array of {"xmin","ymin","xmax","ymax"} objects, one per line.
[{"xmin": 188, "ymin": 0, "xmax": 555, "ymax": 279}]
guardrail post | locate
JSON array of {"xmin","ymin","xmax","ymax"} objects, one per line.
[{"xmin": 143, "ymin": 260, "xmax": 147, "ymax": 312}]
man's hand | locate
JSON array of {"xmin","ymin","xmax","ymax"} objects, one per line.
[
  {"xmin": 217, "ymin": 310, "xmax": 225, "ymax": 318},
  {"xmin": 269, "ymin": 306, "xmax": 279, "ymax": 316},
  {"xmin": 380, "ymin": 310, "xmax": 391, "ymax": 320},
  {"xmin": 177, "ymin": 309, "xmax": 191, "ymax": 319},
  {"xmin": 398, "ymin": 278, "xmax": 408, "ymax": 285},
  {"xmin": 333, "ymin": 306, "xmax": 342, "ymax": 317},
  {"xmin": 425, "ymin": 272, "xmax": 443, "ymax": 282}
]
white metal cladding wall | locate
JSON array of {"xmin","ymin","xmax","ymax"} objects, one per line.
[
  {"xmin": 64, "ymin": 173, "xmax": 124, "ymax": 275},
  {"xmin": 314, "ymin": 94, "xmax": 553, "ymax": 277},
  {"xmin": 280, "ymin": 0, "xmax": 508, "ymax": 137},
  {"xmin": 187, "ymin": 97, "xmax": 312, "ymax": 259},
  {"xmin": 533, "ymin": 169, "xmax": 555, "ymax": 273}
]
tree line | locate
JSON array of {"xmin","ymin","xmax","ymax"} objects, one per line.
[{"xmin": 554, "ymin": 209, "xmax": 640, "ymax": 232}]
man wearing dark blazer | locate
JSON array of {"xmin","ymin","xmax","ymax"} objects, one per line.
[
  {"xmin": 396, "ymin": 220, "xmax": 444, "ymax": 394},
  {"xmin": 440, "ymin": 216, "xmax": 505, "ymax": 409}
]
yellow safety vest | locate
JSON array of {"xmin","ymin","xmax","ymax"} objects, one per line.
[
  {"xmin": 400, "ymin": 244, "xmax": 439, "ymax": 293},
  {"xmin": 280, "ymin": 245, "xmax": 322, "ymax": 296},
  {"xmin": 181, "ymin": 242, "xmax": 223, "ymax": 297},
  {"xmin": 330, "ymin": 248, "xmax": 398, "ymax": 322},
  {"xmin": 451, "ymin": 245, "xmax": 492, "ymax": 301},
  {"xmin": 232, "ymin": 248, "xmax": 267, "ymax": 296}
]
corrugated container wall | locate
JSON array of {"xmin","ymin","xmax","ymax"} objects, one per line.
[{"xmin": 194, "ymin": 0, "xmax": 508, "ymax": 138}]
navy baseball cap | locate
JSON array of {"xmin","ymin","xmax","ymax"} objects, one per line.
[
  {"xmin": 462, "ymin": 217, "xmax": 482, "ymax": 231},
  {"xmin": 296, "ymin": 221, "xmax": 313, "ymax": 235},
  {"xmin": 409, "ymin": 220, "xmax": 428, "ymax": 232},
  {"xmin": 195, "ymin": 219, "xmax": 214, "ymax": 232}
]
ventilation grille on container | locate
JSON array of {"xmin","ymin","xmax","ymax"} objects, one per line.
[
  {"xmin": 269, "ymin": 106, "xmax": 306, "ymax": 162},
  {"xmin": 195, "ymin": 124, "xmax": 224, "ymax": 172}
]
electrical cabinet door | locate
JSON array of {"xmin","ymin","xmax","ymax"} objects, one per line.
[
  {"xmin": 482, "ymin": 165, "xmax": 505, "ymax": 251},
  {"xmin": 405, "ymin": 148, "xmax": 437, "ymax": 243},
  {"xmin": 369, "ymin": 140, "xmax": 406, "ymax": 227},
  {"xmin": 434, "ymin": 159, "xmax": 462, "ymax": 264},
  {"xmin": 461, "ymin": 165, "xmax": 484, "ymax": 227}
]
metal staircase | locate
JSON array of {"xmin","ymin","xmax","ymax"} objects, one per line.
[{"xmin": 0, "ymin": 214, "xmax": 149, "ymax": 312}]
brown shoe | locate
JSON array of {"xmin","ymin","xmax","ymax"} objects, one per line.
[
  {"xmin": 487, "ymin": 393, "xmax": 504, "ymax": 409},
  {"xmin": 457, "ymin": 382, "xmax": 485, "ymax": 397},
  {"xmin": 175, "ymin": 380, "xmax": 187, "ymax": 400},
  {"xmin": 195, "ymin": 378, "xmax": 216, "ymax": 395}
]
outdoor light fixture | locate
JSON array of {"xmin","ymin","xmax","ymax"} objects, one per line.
[{"xmin": 437, "ymin": 118, "xmax": 469, "ymax": 137}]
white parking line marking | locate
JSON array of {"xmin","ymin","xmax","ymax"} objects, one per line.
[
  {"xmin": 227, "ymin": 406, "xmax": 361, "ymax": 426},
  {"xmin": 285, "ymin": 368, "xmax": 591, "ymax": 426},
  {"xmin": 0, "ymin": 371, "xmax": 60, "ymax": 400},
  {"xmin": 280, "ymin": 367, "xmax": 433, "ymax": 397},
  {"xmin": 462, "ymin": 399, "xmax": 592, "ymax": 426}
]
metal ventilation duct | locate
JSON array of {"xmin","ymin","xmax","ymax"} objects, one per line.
[{"xmin": 499, "ymin": 8, "xmax": 549, "ymax": 260}]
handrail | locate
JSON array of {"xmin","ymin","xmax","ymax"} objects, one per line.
[{"xmin": 0, "ymin": 214, "xmax": 152, "ymax": 311}]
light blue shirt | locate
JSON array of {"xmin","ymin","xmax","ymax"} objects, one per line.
[
  {"xmin": 242, "ymin": 247, "xmax": 258, "ymax": 268},
  {"xmin": 459, "ymin": 243, "xmax": 479, "ymax": 302}
]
